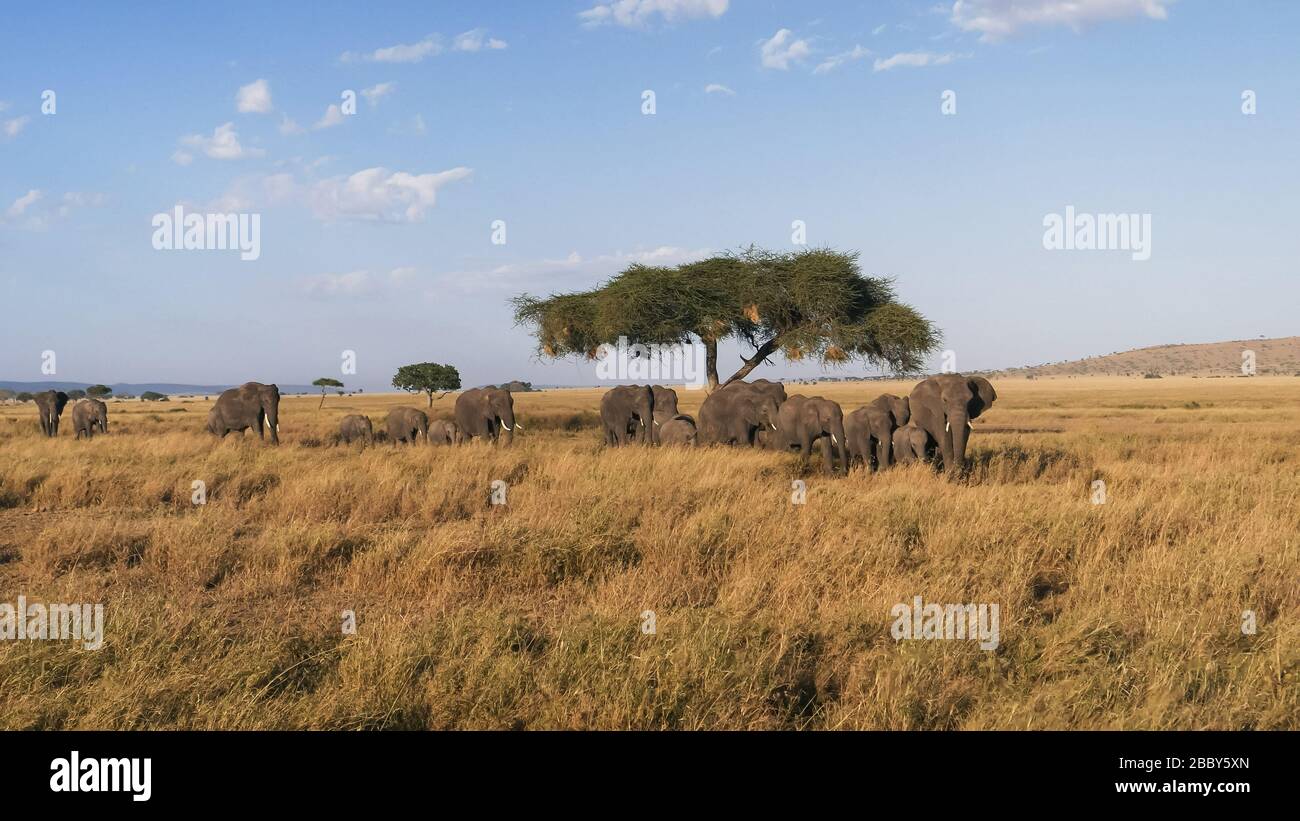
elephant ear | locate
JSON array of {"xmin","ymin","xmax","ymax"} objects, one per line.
[{"xmin": 967, "ymin": 377, "xmax": 996, "ymax": 419}]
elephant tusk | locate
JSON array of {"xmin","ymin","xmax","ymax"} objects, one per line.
[
  {"xmin": 641, "ymin": 418, "xmax": 646, "ymax": 426},
  {"xmin": 945, "ymin": 421, "xmax": 950, "ymax": 432},
  {"xmin": 831, "ymin": 434, "xmax": 838, "ymax": 444},
  {"xmin": 501, "ymin": 422, "xmax": 513, "ymax": 431},
  {"xmin": 967, "ymin": 420, "xmax": 974, "ymax": 430},
  {"xmin": 653, "ymin": 420, "xmax": 660, "ymax": 426},
  {"xmin": 515, "ymin": 423, "xmax": 523, "ymax": 430}
]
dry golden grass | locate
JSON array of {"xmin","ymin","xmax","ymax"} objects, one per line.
[{"xmin": 0, "ymin": 377, "xmax": 1296, "ymax": 729}]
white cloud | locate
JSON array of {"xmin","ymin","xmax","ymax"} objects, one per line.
[
  {"xmin": 759, "ymin": 29, "xmax": 811, "ymax": 70},
  {"xmin": 872, "ymin": 23, "xmax": 888, "ymax": 35},
  {"xmin": 314, "ymin": 104, "xmax": 346, "ymax": 130},
  {"xmin": 58, "ymin": 192, "xmax": 107, "ymax": 217},
  {"xmin": 300, "ymin": 270, "xmax": 376, "ymax": 298},
  {"xmin": 872, "ymin": 51, "xmax": 966, "ymax": 71},
  {"xmin": 342, "ymin": 34, "xmax": 442, "ymax": 63},
  {"xmin": 5, "ymin": 189, "xmax": 41, "ymax": 219},
  {"xmin": 236, "ymin": 79, "xmax": 273, "ymax": 113},
  {"xmin": 814, "ymin": 45, "xmax": 871, "ymax": 74},
  {"xmin": 580, "ymin": 0, "xmax": 729, "ymax": 28},
  {"xmin": 453, "ymin": 28, "xmax": 508, "ymax": 51},
  {"xmin": 178, "ymin": 122, "xmax": 264, "ymax": 160},
  {"xmin": 950, "ymin": 0, "xmax": 1174, "ymax": 41},
  {"xmin": 361, "ymin": 82, "xmax": 396, "ymax": 107},
  {"xmin": 171, "ymin": 150, "xmax": 193, "ymax": 166},
  {"xmin": 308, "ymin": 166, "xmax": 472, "ymax": 223},
  {"xmin": 448, "ymin": 246, "xmax": 712, "ymax": 294},
  {"xmin": 4, "ymin": 116, "xmax": 30, "ymax": 138},
  {"xmin": 0, "ymin": 101, "xmax": 9, "ymax": 112},
  {"xmin": 279, "ymin": 115, "xmax": 305, "ymax": 136},
  {"xmin": 389, "ymin": 266, "xmax": 418, "ymax": 282},
  {"xmin": 704, "ymin": 83, "xmax": 735, "ymax": 96}
]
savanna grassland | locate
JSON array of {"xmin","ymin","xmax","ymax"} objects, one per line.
[{"xmin": 0, "ymin": 377, "xmax": 1296, "ymax": 729}]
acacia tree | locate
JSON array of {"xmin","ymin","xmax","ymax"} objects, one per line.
[
  {"xmin": 313, "ymin": 377, "xmax": 344, "ymax": 408},
  {"xmin": 511, "ymin": 247, "xmax": 940, "ymax": 391},
  {"xmin": 392, "ymin": 363, "xmax": 461, "ymax": 407},
  {"xmin": 87, "ymin": 385, "xmax": 113, "ymax": 399}
]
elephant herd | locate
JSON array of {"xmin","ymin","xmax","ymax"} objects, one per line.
[
  {"xmin": 25, "ymin": 375, "xmax": 997, "ymax": 476},
  {"xmin": 600, "ymin": 374, "xmax": 997, "ymax": 476},
  {"xmin": 30, "ymin": 390, "xmax": 108, "ymax": 440},
  {"xmin": 338, "ymin": 387, "xmax": 519, "ymax": 447}
]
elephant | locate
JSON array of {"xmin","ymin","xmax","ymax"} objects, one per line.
[
  {"xmin": 845, "ymin": 394, "xmax": 910, "ymax": 470},
  {"xmin": 454, "ymin": 387, "xmax": 518, "ymax": 446},
  {"xmin": 658, "ymin": 414, "xmax": 697, "ymax": 446},
  {"xmin": 698, "ymin": 380, "xmax": 783, "ymax": 446},
  {"xmin": 72, "ymin": 398, "xmax": 109, "ymax": 440},
  {"xmin": 774, "ymin": 395, "xmax": 849, "ymax": 473},
  {"xmin": 386, "ymin": 407, "xmax": 429, "ymax": 445},
  {"xmin": 339, "ymin": 414, "xmax": 374, "ymax": 446},
  {"xmin": 207, "ymin": 382, "xmax": 280, "ymax": 444},
  {"xmin": 908, "ymin": 374, "xmax": 997, "ymax": 475},
  {"xmin": 651, "ymin": 385, "xmax": 680, "ymax": 425},
  {"xmin": 34, "ymin": 390, "xmax": 69, "ymax": 437},
  {"xmin": 602, "ymin": 384, "xmax": 655, "ymax": 446},
  {"xmin": 891, "ymin": 424, "xmax": 931, "ymax": 465},
  {"xmin": 428, "ymin": 419, "xmax": 459, "ymax": 445}
]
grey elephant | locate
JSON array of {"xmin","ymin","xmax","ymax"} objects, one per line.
[
  {"xmin": 774, "ymin": 395, "xmax": 849, "ymax": 473},
  {"xmin": 651, "ymin": 385, "xmax": 680, "ymax": 425},
  {"xmin": 34, "ymin": 390, "xmax": 70, "ymax": 437},
  {"xmin": 207, "ymin": 382, "xmax": 281, "ymax": 444},
  {"xmin": 72, "ymin": 398, "xmax": 109, "ymax": 439},
  {"xmin": 845, "ymin": 394, "xmax": 910, "ymax": 470},
  {"xmin": 698, "ymin": 380, "xmax": 782, "ymax": 446},
  {"xmin": 454, "ymin": 387, "xmax": 518, "ymax": 445},
  {"xmin": 602, "ymin": 384, "xmax": 655, "ymax": 446},
  {"xmin": 428, "ymin": 419, "xmax": 459, "ymax": 445},
  {"xmin": 891, "ymin": 424, "xmax": 931, "ymax": 465},
  {"xmin": 387, "ymin": 406, "xmax": 429, "ymax": 445},
  {"xmin": 908, "ymin": 374, "xmax": 997, "ymax": 475},
  {"xmin": 658, "ymin": 414, "xmax": 697, "ymax": 446},
  {"xmin": 339, "ymin": 414, "xmax": 374, "ymax": 446}
]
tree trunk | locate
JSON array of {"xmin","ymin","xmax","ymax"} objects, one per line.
[
  {"xmin": 427, "ymin": 391, "xmax": 434, "ymax": 407},
  {"xmin": 721, "ymin": 338, "xmax": 781, "ymax": 387},
  {"xmin": 319, "ymin": 391, "xmax": 325, "ymax": 409},
  {"xmin": 704, "ymin": 338, "xmax": 720, "ymax": 393}
]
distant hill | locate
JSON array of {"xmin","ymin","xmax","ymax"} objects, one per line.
[
  {"xmin": 986, "ymin": 337, "xmax": 1300, "ymax": 378},
  {"xmin": 0, "ymin": 381, "xmax": 320, "ymax": 396}
]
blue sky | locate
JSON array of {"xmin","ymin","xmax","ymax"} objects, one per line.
[{"xmin": 3, "ymin": 0, "xmax": 1299, "ymax": 390}]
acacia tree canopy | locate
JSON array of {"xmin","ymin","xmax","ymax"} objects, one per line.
[
  {"xmin": 392, "ymin": 363, "xmax": 462, "ymax": 407},
  {"xmin": 511, "ymin": 247, "xmax": 940, "ymax": 390}
]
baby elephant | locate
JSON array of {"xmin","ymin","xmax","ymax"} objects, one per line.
[
  {"xmin": 427, "ymin": 419, "xmax": 459, "ymax": 446},
  {"xmin": 891, "ymin": 424, "xmax": 931, "ymax": 465},
  {"xmin": 339, "ymin": 414, "xmax": 374, "ymax": 446},
  {"xmin": 387, "ymin": 406, "xmax": 429, "ymax": 445},
  {"xmin": 658, "ymin": 414, "xmax": 697, "ymax": 446},
  {"xmin": 72, "ymin": 398, "xmax": 109, "ymax": 439}
]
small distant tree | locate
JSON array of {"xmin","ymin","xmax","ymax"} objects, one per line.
[
  {"xmin": 141, "ymin": 391, "xmax": 167, "ymax": 402},
  {"xmin": 87, "ymin": 385, "xmax": 113, "ymax": 399},
  {"xmin": 16, "ymin": 392, "xmax": 34, "ymax": 402},
  {"xmin": 67, "ymin": 389, "xmax": 87, "ymax": 400},
  {"xmin": 313, "ymin": 377, "xmax": 344, "ymax": 408},
  {"xmin": 392, "ymin": 363, "xmax": 461, "ymax": 407}
]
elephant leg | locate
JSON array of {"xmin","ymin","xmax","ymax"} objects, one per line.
[{"xmin": 821, "ymin": 436, "xmax": 833, "ymax": 473}]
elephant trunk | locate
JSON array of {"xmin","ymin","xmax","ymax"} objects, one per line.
[
  {"xmin": 834, "ymin": 420, "xmax": 848, "ymax": 472},
  {"xmin": 265, "ymin": 408, "xmax": 280, "ymax": 444},
  {"xmin": 947, "ymin": 410, "xmax": 969, "ymax": 474}
]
